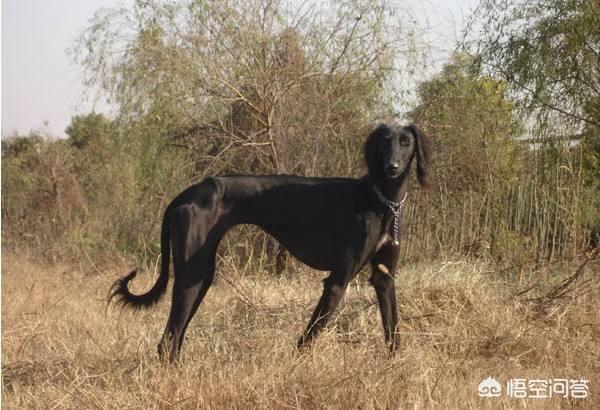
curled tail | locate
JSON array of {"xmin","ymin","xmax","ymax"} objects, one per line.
[{"xmin": 108, "ymin": 210, "xmax": 171, "ymax": 309}]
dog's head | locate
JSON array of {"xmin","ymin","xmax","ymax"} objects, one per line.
[{"xmin": 364, "ymin": 123, "xmax": 431, "ymax": 188}]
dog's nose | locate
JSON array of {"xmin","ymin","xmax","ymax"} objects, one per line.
[{"xmin": 386, "ymin": 163, "xmax": 399, "ymax": 173}]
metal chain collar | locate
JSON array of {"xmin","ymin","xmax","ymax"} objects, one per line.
[{"xmin": 373, "ymin": 186, "xmax": 408, "ymax": 246}]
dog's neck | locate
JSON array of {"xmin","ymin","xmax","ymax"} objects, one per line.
[{"xmin": 371, "ymin": 168, "xmax": 410, "ymax": 204}]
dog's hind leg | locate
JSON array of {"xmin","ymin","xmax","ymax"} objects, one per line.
[
  {"xmin": 158, "ymin": 269, "xmax": 207, "ymax": 363},
  {"xmin": 157, "ymin": 201, "xmax": 222, "ymax": 363},
  {"xmin": 158, "ymin": 254, "xmax": 216, "ymax": 362},
  {"xmin": 175, "ymin": 249, "xmax": 217, "ymax": 352},
  {"xmin": 297, "ymin": 271, "xmax": 351, "ymax": 348}
]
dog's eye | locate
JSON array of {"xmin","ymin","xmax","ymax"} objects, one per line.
[
  {"xmin": 381, "ymin": 135, "xmax": 392, "ymax": 145},
  {"xmin": 399, "ymin": 136, "xmax": 410, "ymax": 146}
]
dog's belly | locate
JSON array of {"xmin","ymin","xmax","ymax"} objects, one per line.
[{"xmin": 259, "ymin": 221, "xmax": 354, "ymax": 272}]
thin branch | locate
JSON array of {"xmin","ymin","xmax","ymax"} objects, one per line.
[
  {"xmin": 480, "ymin": 60, "xmax": 600, "ymax": 128},
  {"xmin": 329, "ymin": 13, "xmax": 363, "ymax": 74}
]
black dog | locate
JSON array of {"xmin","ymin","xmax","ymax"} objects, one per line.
[{"xmin": 109, "ymin": 123, "xmax": 431, "ymax": 362}]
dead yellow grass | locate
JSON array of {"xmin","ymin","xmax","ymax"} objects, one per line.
[{"xmin": 2, "ymin": 253, "xmax": 599, "ymax": 409}]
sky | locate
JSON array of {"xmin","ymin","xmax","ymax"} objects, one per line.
[
  {"xmin": 1, "ymin": 0, "xmax": 129, "ymax": 138},
  {"xmin": 1, "ymin": 0, "xmax": 478, "ymax": 138}
]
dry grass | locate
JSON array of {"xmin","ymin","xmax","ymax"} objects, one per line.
[{"xmin": 2, "ymin": 252, "xmax": 599, "ymax": 409}]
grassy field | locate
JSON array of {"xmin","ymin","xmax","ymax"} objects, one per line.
[{"xmin": 2, "ymin": 252, "xmax": 599, "ymax": 409}]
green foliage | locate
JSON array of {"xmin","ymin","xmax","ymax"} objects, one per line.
[
  {"xmin": 1, "ymin": 135, "xmax": 85, "ymax": 253},
  {"xmin": 405, "ymin": 54, "xmax": 525, "ymax": 260},
  {"xmin": 411, "ymin": 53, "xmax": 521, "ymax": 191},
  {"xmin": 472, "ymin": 0, "xmax": 600, "ymax": 128},
  {"xmin": 468, "ymin": 0, "xmax": 600, "ymax": 253},
  {"xmin": 66, "ymin": 112, "xmax": 115, "ymax": 149}
]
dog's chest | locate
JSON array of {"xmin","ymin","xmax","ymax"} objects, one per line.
[
  {"xmin": 375, "ymin": 232, "xmax": 390, "ymax": 252},
  {"xmin": 373, "ymin": 213, "xmax": 397, "ymax": 252}
]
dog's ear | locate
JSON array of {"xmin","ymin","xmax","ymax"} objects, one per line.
[
  {"xmin": 408, "ymin": 124, "xmax": 432, "ymax": 189},
  {"xmin": 364, "ymin": 124, "xmax": 390, "ymax": 178}
]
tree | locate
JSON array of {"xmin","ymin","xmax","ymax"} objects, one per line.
[
  {"xmin": 468, "ymin": 0, "xmax": 600, "ymax": 249},
  {"xmin": 406, "ymin": 53, "xmax": 523, "ymax": 258},
  {"xmin": 71, "ymin": 0, "xmax": 415, "ymax": 178},
  {"xmin": 470, "ymin": 0, "xmax": 599, "ymax": 129},
  {"xmin": 411, "ymin": 53, "xmax": 521, "ymax": 192},
  {"xmin": 65, "ymin": 112, "xmax": 115, "ymax": 149},
  {"xmin": 1, "ymin": 134, "xmax": 86, "ymax": 249}
]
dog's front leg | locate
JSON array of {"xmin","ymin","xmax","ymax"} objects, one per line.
[
  {"xmin": 369, "ymin": 245, "xmax": 401, "ymax": 353},
  {"xmin": 297, "ymin": 271, "xmax": 350, "ymax": 349}
]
